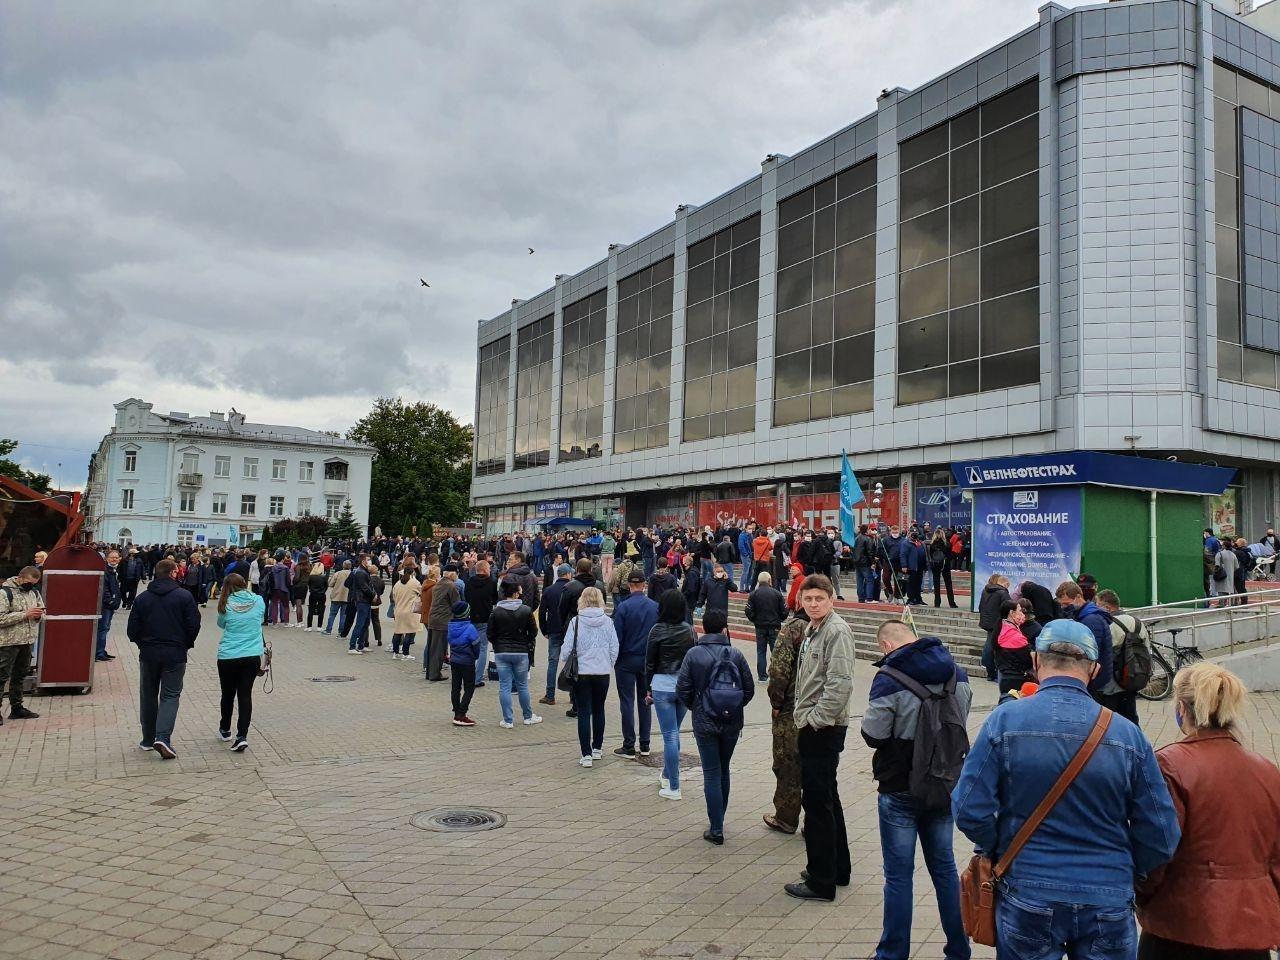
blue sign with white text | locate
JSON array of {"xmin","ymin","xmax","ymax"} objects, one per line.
[
  {"xmin": 971, "ymin": 486, "xmax": 1082, "ymax": 612},
  {"xmin": 952, "ymin": 451, "xmax": 1234, "ymax": 496},
  {"xmin": 915, "ymin": 487, "xmax": 970, "ymax": 529}
]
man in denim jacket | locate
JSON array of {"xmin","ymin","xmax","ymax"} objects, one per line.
[{"xmin": 952, "ymin": 618, "xmax": 1180, "ymax": 960}]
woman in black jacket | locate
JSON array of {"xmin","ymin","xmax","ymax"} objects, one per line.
[
  {"xmin": 928, "ymin": 531, "xmax": 957, "ymax": 608},
  {"xmin": 1018, "ymin": 580, "xmax": 1060, "ymax": 625},
  {"xmin": 977, "ymin": 574, "xmax": 1011, "ymax": 681},
  {"xmin": 487, "ymin": 581, "xmax": 540, "ymax": 727},
  {"xmin": 645, "ymin": 591, "xmax": 697, "ymax": 801}
]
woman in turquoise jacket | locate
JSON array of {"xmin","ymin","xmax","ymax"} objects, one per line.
[{"xmin": 216, "ymin": 573, "xmax": 265, "ymax": 752}]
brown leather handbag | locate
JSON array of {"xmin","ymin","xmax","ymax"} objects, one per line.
[{"xmin": 960, "ymin": 708, "xmax": 1112, "ymax": 946}]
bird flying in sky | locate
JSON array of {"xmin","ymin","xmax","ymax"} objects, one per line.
[
  {"xmin": 528, "ymin": 248, "xmax": 535, "ymax": 255},
  {"xmin": 420, "ymin": 278, "xmax": 430, "ymax": 287}
]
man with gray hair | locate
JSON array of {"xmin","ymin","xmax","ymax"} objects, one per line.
[
  {"xmin": 953, "ymin": 619, "xmax": 1180, "ymax": 959},
  {"xmin": 0, "ymin": 566, "xmax": 45, "ymax": 723}
]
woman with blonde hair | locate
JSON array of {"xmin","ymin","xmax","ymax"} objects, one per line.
[
  {"xmin": 1137, "ymin": 662, "xmax": 1280, "ymax": 959},
  {"xmin": 558, "ymin": 586, "xmax": 619, "ymax": 767}
]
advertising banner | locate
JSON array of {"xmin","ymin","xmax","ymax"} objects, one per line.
[
  {"xmin": 697, "ymin": 496, "xmax": 779, "ymax": 529},
  {"xmin": 787, "ymin": 490, "xmax": 900, "ymax": 532},
  {"xmin": 971, "ymin": 487, "xmax": 1082, "ymax": 611},
  {"xmin": 915, "ymin": 487, "xmax": 971, "ymax": 529},
  {"xmin": 535, "ymin": 499, "xmax": 571, "ymax": 518}
]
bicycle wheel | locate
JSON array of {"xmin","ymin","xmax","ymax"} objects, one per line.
[
  {"xmin": 1138, "ymin": 649, "xmax": 1173, "ymax": 702},
  {"xmin": 1178, "ymin": 647, "xmax": 1204, "ymax": 667}
]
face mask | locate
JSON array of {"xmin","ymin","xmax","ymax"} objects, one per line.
[
  {"xmin": 19, "ymin": 582, "xmax": 38, "ymax": 592},
  {"xmin": 1174, "ymin": 706, "xmax": 1184, "ymax": 729}
]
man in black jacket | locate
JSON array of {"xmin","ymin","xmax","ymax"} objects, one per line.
[
  {"xmin": 96, "ymin": 549, "xmax": 123, "ymax": 662},
  {"xmin": 345, "ymin": 556, "xmax": 375, "ymax": 653},
  {"xmin": 713, "ymin": 536, "xmax": 738, "ymax": 591},
  {"xmin": 127, "ymin": 558, "xmax": 200, "ymax": 758},
  {"xmin": 745, "ymin": 572, "xmax": 787, "ymax": 682},
  {"xmin": 558, "ymin": 558, "xmax": 599, "ymax": 626},
  {"xmin": 501, "ymin": 552, "xmax": 541, "ymax": 612},
  {"xmin": 537, "ymin": 564, "xmax": 571, "ymax": 706},
  {"xmin": 487, "ymin": 581, "xmax": 541, "ymax": 727},
  {"xmin": 647, "ymin": 557, "xmax": 679, "ymax": 602}
]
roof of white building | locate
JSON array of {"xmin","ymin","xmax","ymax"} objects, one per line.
[{"xmin": 111, "ymin": 399, "xmax": 374, "ymax": 451}]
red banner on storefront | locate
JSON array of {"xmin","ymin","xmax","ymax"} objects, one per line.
[
  {"xmin": 786, "ymin": 490, "xmax": 901, "ymax": 532},
  {"xmin": 696, "ymin": 496, "xmax": 780, "ymax": 529}
]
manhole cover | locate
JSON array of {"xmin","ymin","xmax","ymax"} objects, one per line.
[
  {"xmin": 634, "ymin": 751, "xmax": 700, "ymax": 771},
  {"xmin": 310, "ymin": 675, "xmax": 356, "ymax": 682},
  {"xmin": 410, "ymin": 808, "xmax": 506, "ymax": 832}
]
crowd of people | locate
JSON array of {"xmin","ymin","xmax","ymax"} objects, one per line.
[{"xmin": 6, "ymin": 521, "xmax": 1280, "ymax": 960}]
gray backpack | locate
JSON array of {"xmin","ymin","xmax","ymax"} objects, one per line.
[{"xmin": 878, "ymin": 666, "xmax": 970, "ymax": 812}]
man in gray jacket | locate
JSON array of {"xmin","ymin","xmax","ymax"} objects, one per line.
[
  {"xmin": 426, "ymin": 566, "xmax": 460, "ymax": 681},
  {"xmin": 785, "ymin": 574, "xmax": 855, "ymax": 902}
]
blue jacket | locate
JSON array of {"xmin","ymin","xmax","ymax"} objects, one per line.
[
  {"xmin": 216, "ymin": 590, "xmax": 266, "ymax": 659},
  {"xmin": 612, "ymin": 591, "xmax": 659, "ymax": 670},
  {"xmin": 126, "ymin": 578, "xmax": 200, "ymax": 664},
  {"xmin": 538, "ymin": 578, "xmax": 569, "ymax": 640},
  {"xmin": 952, "ymin": 676, "xmax": 1180, "ymax": 906},
  {"xmin": 448, "ymin": 619, "xmax": 479, "ymax": 667},
  {"xmin": 902, "ymin": 541, "xmax": 927, "ymax": 572},
  {"xmin": 676, "ymin": 633, "xmax": 755, "ymax": 735},
  {"xmin": 882, "ymin": 535, "xmax": 904, "ymax": 568},
  {"xmin": 737, "ymin": 530, "xmax": 754, "ymax": 564},
  {"xmin": 1072, "ymin": 601, "xmax": 1115, "ymax": 694}
]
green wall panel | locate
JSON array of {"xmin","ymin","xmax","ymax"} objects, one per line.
[
  {"xmin": 1081, "ymin": 487, "xmax": 1150, "ymax": 606},
  {"xmin": 1156, "ymin": 494, "xmax": 1205, "ymax": 604}
]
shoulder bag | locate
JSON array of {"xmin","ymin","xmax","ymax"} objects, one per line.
[
  {"xmin": 960, "ymin": 708, "xmax": 1112, "ymax": 946},
  {"xmin": 556, "ymin": 619, "xmax": 581, "ymax": 693}
]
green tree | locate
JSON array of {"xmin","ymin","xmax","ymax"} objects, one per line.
[
  {"xmin": 325, "ymin": 500, "xmax": 362, "ymax": 540},
  {"xmin": 348, "ymin": 397, "xmax": 473, "ymax": 533},
  {"xmin": 0, "ymin": 438, "xmax": 52, "ymax": 494}
]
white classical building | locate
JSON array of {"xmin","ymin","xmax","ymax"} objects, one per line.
[{"xmin": 83, "ymin": 399, "xmax": 375, "ymax": 548}]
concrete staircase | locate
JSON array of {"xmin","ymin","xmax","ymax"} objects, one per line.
[{"xmin": 725, "ymin": 595, "xmax": 987, "ymax": 672}]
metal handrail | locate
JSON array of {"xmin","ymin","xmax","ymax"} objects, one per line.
[
  {"xmin": 1138, "ymin": 595, "xmax": 1279, "ymax": 657},
  {"xmin": 1129, "ymin": 587, "xmax": 1280, "ymax": 618}
]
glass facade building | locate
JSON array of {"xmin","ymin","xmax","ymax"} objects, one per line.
[{"xmin": 471, "ymin": 2, "xmax": 1280, "ymax": 541}]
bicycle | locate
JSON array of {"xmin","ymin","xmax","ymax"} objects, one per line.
[{"xmin": 1137, "ymin": 627, "xmax": 1204, "ymax": 701}]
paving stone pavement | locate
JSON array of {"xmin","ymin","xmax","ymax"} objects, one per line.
[{"xmin": 1, "ymin": 612, "xmax": 1277, "ymax": 960}]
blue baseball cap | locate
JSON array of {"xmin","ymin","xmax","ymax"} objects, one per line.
[{"xmin": 1035, "ymin": 618, "xmax": 1098, "ymax": 662}]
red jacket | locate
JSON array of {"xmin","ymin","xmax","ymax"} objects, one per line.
[{"xmin": 1137, "ymin": 729, "xmax": 1280, "ymax": 950}]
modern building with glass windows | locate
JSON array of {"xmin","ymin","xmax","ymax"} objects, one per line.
[{"xmin": 471, "ymin": 0, "xmax": 1280, "ymax": 542}]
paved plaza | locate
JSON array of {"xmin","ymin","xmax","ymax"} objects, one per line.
[{"xmin": 2, "ymin": 614, "xmax": 1278, "ymax": 960}]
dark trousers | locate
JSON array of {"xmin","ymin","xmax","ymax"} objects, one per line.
[
  {"xmin": 573, "ymin": 674, "xmax": 610, "ymax": 756},
  {"xmin": 307, "ymin": 595, "xmax": 326, "ymax": 628},
  {"xmin": 339, "ymin": 601, "xmax": 356, "ymax": 638},
  {"xmin": 614, "ymin": 664, "xmax": 651, "ymax": 750},
  {"xmin": 217, "ymin": 656, "xmax": 258, "ymax": 739},
  {"xmin": 906, "ymin": 569, "xmax": 924, "ymax": 605},
  {"xmin": 1138, "ymin": 932, "xmax": 1270, "ymax": 960},
  {"xmin": 451, "ymin": 662, "xmax": 476, "ymax": 716},
  {"xmin": 695, "ymin": 728, "xmax": 740, "ymax": 835},
  {"xmin": 369, "ymin": 607, "xmax": 382, "ymax": 644},
  {"xmin": 139, "ymin": 659, "xmax": 186, "ymax": 745},
  {"xmin": 1095, "ymin": 689, "xmax": 1140, "ymax": 727},
  {"xmin": 982, "ymin": 627, "xmax": 998, "ymax": 679},
  {"xmin": 121, "ymin": 579, "xmax": 139, "ymax": 607},
  {"xmin": 425, "ymin": 627, "xmax": 448, "ymax": 680},
  {"xmin": 754, "ymin": 626, "xmax": 777, "ymax": 680},
  {"xmin": 931, "ymin": 564, "xmax": 955, "ymax": 606},
  {"xmin": 799, "ymin": 724, "xmax": 851, "ymax": 897},
  {"xmin": 0, "ymin": 643, "xmax": 32, "ymax": 708}
]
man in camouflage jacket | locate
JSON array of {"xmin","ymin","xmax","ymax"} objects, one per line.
[{"xmin": 763, "ymin": 610, "xmax": 809, "ymax": 833}]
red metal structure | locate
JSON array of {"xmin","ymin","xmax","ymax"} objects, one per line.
[
  {"xmin": 0, "ymin": 473, "xmax": 83, "ymax": 579},
  {"xmin": 37, "ymin": 544, "xmax": 105, "ymax": 694}
]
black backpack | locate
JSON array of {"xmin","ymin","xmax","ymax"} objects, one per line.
[
  {"xmin": 878, "ymin": 665, "xmax": 970, "ymax": 813},
  {"xmin": 700, "ymin": 647, "xmax": 745, "ymax": 723},
  {"xmin": 1112, "ymin": 613, "xmax": 1153, "ymax": 692}
]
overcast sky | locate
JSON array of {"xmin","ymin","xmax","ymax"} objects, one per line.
[{"xmin": 1, "ymin": 0, "xmax": 1076, "ymax": 489}]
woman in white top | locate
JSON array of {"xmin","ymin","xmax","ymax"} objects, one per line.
[{"xmin": 558, "ymin": 587, "xmax": 619, "ymax": 767}]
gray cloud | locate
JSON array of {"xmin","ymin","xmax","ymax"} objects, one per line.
[{"xmin": 0, "ymin": 0, "xmax": 1074, "ymax": 483}]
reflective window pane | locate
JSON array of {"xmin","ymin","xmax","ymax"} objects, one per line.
[
  {"xmin": 900, "ymin": 122, "xmax": 949, "ymax": 172},
  {"xmin": 900, "ymin": 207, "xmax": 949, "ymax": 270},
  {"xmin": 980, "ymin": 230, "xmax": 1039, "ymax": 300},
  {"xmin": 898, "ymin": 315, "xmax": 949, "ymax": 373},
  {"xmin": 980, "ymin": 173, "xmax": 1038, "ymax": 245},
  {"xmin": 900, "ymin": 154, "xmax": 949, "ymax": 219}
]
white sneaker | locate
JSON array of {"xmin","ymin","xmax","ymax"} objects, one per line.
[
  {"xmin": 402, "ymin": 655, "xmax": 415, "ymax": 662},
  {"xmin": 499, "ymin": 720, "xmax": 514, "ymax": 729},
  {"xmin": 346, "ymin": 649, "xmax": 359, "ymax": 655},
  {"xmin": 580, "ymin": 756, "xmax": 593, "ymax": 767},
  {"xmin": 661, "ymin": 775, "xmax": 670, "ymax": 791},
  {"xmin": 591, "ymin": 749, "xmax": 602, "ymax": 760},
  {"xmin": 523, "ymin": 714, "xmax": 543, "ymax": 725},
  {"xmin": 659, "ymin": 786, "xmax": 682, "ymax": 801}
]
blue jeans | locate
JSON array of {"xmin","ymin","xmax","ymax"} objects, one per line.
[
  {"xmin": 754, "ymin": 626, "xmax": 777, "ymax": 680},
  {"xmin": 614, "ymin": 664, "xmax": 651, "ymax": 750},
  {"xmin": 876, "ymin": 792, "xmax": 970, "ymax": 960},
  {"xmin": 738, "ymin": 561, "xmax": 752, "ymax": 592},
  {"xmin": 700, "ymin": 558, "xmax": 714, "ymax": 582},
  {"xmin": 472, "ymin": 623, "xmax": 489, "ymax": 682},
  {"xmin": 495, "ymin": 653, "xmax": 533, "ymax": 724},
  {"xmin": 722, "ymin": 562, "xmax": 736, "ymax": 589},
  {"xmin": 324, "ymin": 602, "xmax": 341, "ymax": 633},
  {"xmin": 643, "ymin": 556, "xmax": 655, "ymax": 578},
  {"xmin": 544, "ymin": 634, "xmax": 563, "ymax": 698},
  {"xmin": 96, "ymin": 607, "xmax": 114, "ymax": 657},
  {"xmin": 651, "ymin": 687, "xmax": 686, "ymax": 789},
  {"xmin": 995, "ymin": 891, "xmax": 1134, "ymax": 960},
  {"xmin": 348, "ymin": 603, "xmax": 371, "ymax": 650},
  {"xmin": 694, "ymin": 728, "xmax": 739, "ymax": 834},
  {"xmin": 856, "ymin": 567, "xmax": 877, "ymax": 602}
]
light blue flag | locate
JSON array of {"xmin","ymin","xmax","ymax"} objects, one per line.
[{"xmin": 839, "ymin": 450, "xmax": 863, "ymax": 545}]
